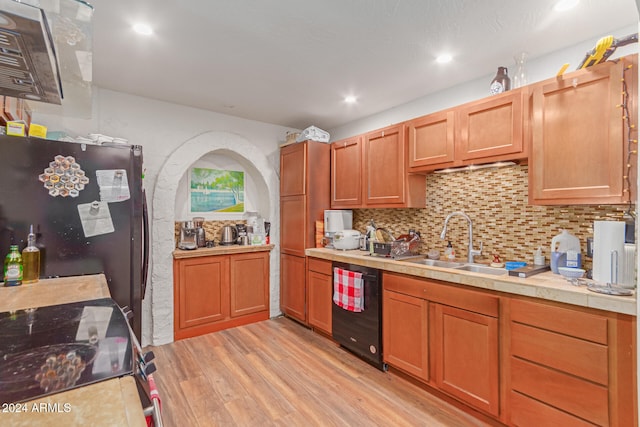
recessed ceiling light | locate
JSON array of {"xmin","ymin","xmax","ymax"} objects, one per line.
[
  {"xmin": 133, "ymin": 23, "xmax": 153, "ymax": 36},
  {"xmin": 344, "ymin": 96, "xmax": 357, "ymax": 104},
  {"xmin": 436, "ymin": 54, "xmax": 452, "ymax": 64},
  {"xmin": 554, "ymin": 0, "xmax": 579, "ymax": 11}
]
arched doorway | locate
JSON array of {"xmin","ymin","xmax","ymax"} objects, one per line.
[{"xmin": 149, "ymin": 131, "xmax": 279, "ymax": 345}]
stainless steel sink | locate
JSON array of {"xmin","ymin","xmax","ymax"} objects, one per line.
[
  {"xmin": 405, "ymin": 258, "xmax": 507, "ymax": 276},
  {"xmin": 453, "ymin": 264, "xmax": 507, "ymax": 276},
  {"xmin": 406, "ymin": 258, "xmax": 465, "ymax": 268}
]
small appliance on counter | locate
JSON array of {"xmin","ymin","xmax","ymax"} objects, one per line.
[
  {"xmin": 550, "ymin": 229, "xmax": 581, "ymax": 273},
  {"xmin": 178, "ymin": 221, "xmax": 198, "ymax": 250},
  {"xmin": 219, "ymin": 225, "xmax": 238, "ymax": 245},
  {"xmin": 324, "ymin": 210, "xmax": 353, "ymax": 248},
  {"xmin": 332, "ymin": 230, "xmax": 362, "ymax": 250},
  {"xmin": 192, "ymin": 216, "xmax": 206, "ymax": 248},
  {"xmin": 236, "ymin": 223, "xmax": 249, "ymax": 245},
  {"xmin": 593, "ymin": 221, "xmax": 636, "ymax": 288}
]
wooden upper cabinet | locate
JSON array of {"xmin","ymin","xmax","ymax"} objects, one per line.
[
  {"xmin": 457, "ymin": 88, "xmax": 525, "ymax": 162},
  {"xmin": 408, "ymin": 89, "xmax": 526, "ymax": 173},
  {"xmin": 280, "ymin": 140, "xmax": 329, "ymax": 253},
  {"xmin": 280, "ymin": 142, "xmax": 306, "ymax": 197},
  {"xmin": 530, "ymin": 55, "xmax": 637, "ymax": 205},
  {"xmin": 408, "ymin": 110, "xmax": 455, "ymax": 169},
  {"xmin": 331, "ymin": 126, "xmax": 425, "ymax": 208},
  {"xmin": 364, "ymin": 124, "xmax": 406, "ymax": 206},
  {"xmin": 330, "ymin": 136, "xmax": 362, "ymax": 207}
]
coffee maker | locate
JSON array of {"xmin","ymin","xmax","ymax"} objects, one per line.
[
  {"xmin": 178, "ymin": 221, "xmax": 198, "ymax": 250},
  {"xmin": 236, "ymin": 224, "xmax": 249, "ymax": 245},
  {"xmin": 192, "ymin": 217, "xmax": 206, "ymax": 248}
]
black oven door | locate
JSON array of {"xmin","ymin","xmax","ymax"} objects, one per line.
[{"xmin": 331, "ymin": 262, "xmax": 385, "ymax": 370}]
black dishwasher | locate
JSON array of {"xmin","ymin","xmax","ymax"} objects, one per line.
[{"xmin": 331, "ymin": 261, "xmax": 385, "ymax": 371}]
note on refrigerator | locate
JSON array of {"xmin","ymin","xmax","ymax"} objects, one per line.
[
  {"xmin": 77, "ymin": 201, "xmax": 115, "ymax": 237},
  {"xmin": 96, "ymin": 169, "xmax": 130, "ymax": 202}
]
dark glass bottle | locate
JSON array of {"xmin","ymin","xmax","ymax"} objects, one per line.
[{"xmin": 490, "ymin": 67, "xmax": 511, "ymax": 95}]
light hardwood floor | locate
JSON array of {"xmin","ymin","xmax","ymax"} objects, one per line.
[{"xmin": 151, "ymin": 317, "xmax": 492, "ymax": 427}]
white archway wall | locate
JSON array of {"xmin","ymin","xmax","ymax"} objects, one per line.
[{"xmin": 152, "ymin": 131, "xmax": 280, "ymax": 345}]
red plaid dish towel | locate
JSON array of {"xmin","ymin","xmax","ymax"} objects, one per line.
[{"xmin": 333, "ymin": 267, "xmax": 364, "ymax": 312}]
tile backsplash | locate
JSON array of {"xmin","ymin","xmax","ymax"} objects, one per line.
[{"xmin": 353, "ymin": 164, "xmax": 633, "ymax": 270}]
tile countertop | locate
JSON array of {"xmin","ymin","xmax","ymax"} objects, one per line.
[
  {"xmin": 0, "ymin": 274, "xmax": 146, "ymax": 427},
  {"xmin": 0, "ymin": 274, "xmax": 111, "ymax": 313},
  {"xmin": 173, "ymin": 243, "xmax": 275, "ymax": 259},
  {"xmin": 306, "ymin": 248, "xmax": 637, "ymax": 316}
]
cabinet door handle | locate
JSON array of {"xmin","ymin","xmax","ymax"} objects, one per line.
[{"xmin": 341, "ymin": 140, "xmax": 358, "ymax": 148}]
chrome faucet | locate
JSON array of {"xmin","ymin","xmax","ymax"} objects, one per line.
[{"xmin": 440, "ymin": 211, "xmax": 483, "ymax": 263}]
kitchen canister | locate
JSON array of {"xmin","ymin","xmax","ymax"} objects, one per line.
[{"xmin": 550, "ymin": 229, "xmax": 580, "ymax": 273}]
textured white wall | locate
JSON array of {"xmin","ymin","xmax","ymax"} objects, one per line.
[
  {"xmin": 32, "ymin": 89, "xmax": 295, "ymax": 345},
  {"xmin": 328, "ymin": 24, "xmax": 639, "ymax": 141}
]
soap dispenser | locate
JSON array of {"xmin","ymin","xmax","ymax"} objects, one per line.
[{"xmin": 445, "ymin": 241, "xmax": 455, "ymax": 260}]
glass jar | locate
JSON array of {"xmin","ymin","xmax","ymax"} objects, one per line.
[{"xmin": 512, "ymin": 52, "xmax": 528, "ymax": 89}]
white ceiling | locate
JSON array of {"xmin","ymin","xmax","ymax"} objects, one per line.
[{"xmin": 89, "ymin": 0, "xmax": 639, "ymax": 130}]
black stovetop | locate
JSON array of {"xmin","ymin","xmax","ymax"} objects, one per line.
[{"xmin": 0, "ymin": 298, "xmax": 134, "ymax": 404}]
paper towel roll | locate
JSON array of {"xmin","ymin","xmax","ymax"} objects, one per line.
[{"xmin": 593, "ymin": 221, "xmax": 626, "ymax": 284}]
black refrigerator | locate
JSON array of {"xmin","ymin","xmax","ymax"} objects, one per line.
[{"xmin": 0, "ymin": 135, "xmax": 149, "ymax": 339}]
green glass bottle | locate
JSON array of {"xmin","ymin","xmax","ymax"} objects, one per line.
[{"xmin": 4, "ymin": 245, "xmax": 23, "ymax": 286}]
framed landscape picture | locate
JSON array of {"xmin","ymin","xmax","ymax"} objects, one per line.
[{"xmin": 190, "ymin": 168, "xmax": 245, "ymax": 213}]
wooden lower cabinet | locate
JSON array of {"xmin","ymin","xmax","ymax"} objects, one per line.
[
  {"xmin": 175, "ymin": 255, "xmax": 229, "ymax": 330},
  {"xmin": 382, "ymin": 290, "xmax": 429, "ymax": 381},
  {"xmin": 174, "ymin": 251, "xmax": 270, "ymax": 340},
  {"xmin": 506, "ymin": 298, "xmax": 636, "ymax": 426},
  {"xmin": 230, "ymin": 251, "xmax": 269, "ymax": 317},
  {"xmin": 383, "ymin": 272, "xmax": 499, "ymax": 417},
  {"xmin": 382, "ymin": 271, "xmax": 636, "ymax": 426},
  {"xmin": 432, "ymin": 303, "xmax": 499, "ymax": 417},
  {"xmin": 307, "ymin": 257, "xmax": 332, "ymax": 334},
  {"xmin": 280, "ymin": 253, "xmax": 307, "ymax": 322}
]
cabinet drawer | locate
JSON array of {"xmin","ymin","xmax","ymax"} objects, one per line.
[
  {"xmin": 383, "ymin": 272, "xmax": 498, "ymax": 317},
  {"xmin": 510, "ymin": 299, "xmax": 608, "ymax": 344},
  {"xmin": 307, "ymin": 257, "xmax": 332, "ymax": 275},
  {"xmin": 511, "ymin": 357, "xmax": 609, "ymax": 426},
  {"xmin": 383, "ymin": 272, "xmax": 427, "ymax": 299},
  {"xmin": 509, "ymin": 391, "xmax": 595, "ymax": 427},
  {"xmin": 511, "ymin": 322, "xmax": 608, "ymax": 385},
  {"xmin": 426, "ymin": 282, "xmax": 498, "ymax": 317}
]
